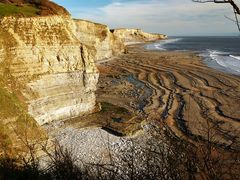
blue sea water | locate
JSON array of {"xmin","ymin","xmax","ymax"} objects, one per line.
[{"xmin": 145, "ymin": 36, "xmax": 240, "ymax": 76}]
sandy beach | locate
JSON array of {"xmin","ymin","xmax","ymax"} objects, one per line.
[
  {"xmin": 95, "ymin": 44, "xmax": 240, "ymax": 148},
  {"xmin": 1, "ymin": 1, "xmax": 240, "ymax": 178},
  {"xmin": 47, "ymin": 43, "xmax": 240, "ymax": 165}
]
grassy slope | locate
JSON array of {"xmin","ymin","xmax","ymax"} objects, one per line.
[
  {"xmin": 0, "ymin": 76, "xmax": 46, "ymax": 156},
  {"xmin": 0, "ymin": 3, "xmax": 40, "ymax": 17}
]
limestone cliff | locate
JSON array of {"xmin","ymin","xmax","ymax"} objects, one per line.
[
  {"xmin": 112, "ymin": 29, "xmax": 167, "ymax": 45},
  {"xmin": 74, "ymin": 19, "xmax": 125, "ymax": 61},
  {"xmin": 0, "ymin": 15, "xmax": 166, "ymax": 127},
  {"xmin": 0, "ymin": 15, "xmax": 99, "ymax": 125}
]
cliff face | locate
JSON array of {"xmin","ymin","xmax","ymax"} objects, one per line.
[
  {"xmin": 74, "ymin": 19, "xmax": 125, "ymax": 61},
  {"xmin": 112, "ymin": 29, "xmax": 167, "ymax": 45},
  {"xmin": 0, "ymin": 15, "xmax": 166, "ymax": 127},
  {"xmin": 0, "ymin": 15, "xmax": 99, "ymax": 125}
]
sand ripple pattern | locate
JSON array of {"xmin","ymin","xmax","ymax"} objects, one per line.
[{"xmin": 98, "ymin": 46, "xmax": 240, "ymax": 150}]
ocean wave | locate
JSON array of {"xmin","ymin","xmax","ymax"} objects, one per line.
[
  {"xmin": 229, "ymin": 55, "xmax": 240, "ymax": 61},
  {"xmin": 161, "ymin": 38, "xmax": 183, "ymax": 44},
  {"xmin": 207, "ymin": 50, "xmax": 240, "ymax": 73},
  {"xmin": 145, "ymin": 38, "xmax": 182, "ymax": 50}
]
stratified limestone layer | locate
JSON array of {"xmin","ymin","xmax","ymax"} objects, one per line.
[
  {"xmin": 0, "ymin": 15, "xmax": 99, "ymax": 125},
  {"xmin": 112, "ymin": 29, "xmax": 167, "ymax": 45},
  {"xmin": 74, "ymin": 19, "xmax": 125, "ymax": 61}
]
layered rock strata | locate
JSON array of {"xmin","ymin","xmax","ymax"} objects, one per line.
[
  {"xmin": 74, "ymin": 19, "xmax": 125, "ymax": 61},
  {"xmin": 0, "ymin": 15, "xmax": 99, "ymax": 125},
  {"xmin": 0, "ymin": 14, "xmax": 167, "ymax": 126},
  {"xmin": 112, "ymin": 28, "xmax": 167, "ymax": 45}
]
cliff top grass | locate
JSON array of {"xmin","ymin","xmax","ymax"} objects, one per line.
[
  {"xmin": 0, "ymin": 2, "xmax": 40, "ymax": 17},
  {"xmin": 0, "ymin": 0, "xmax": 69, "ymax": 17}
]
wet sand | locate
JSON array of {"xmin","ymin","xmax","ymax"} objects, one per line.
[{"xmin": 97, "ymin": 44, "xmax": 240, "ymax": 149}]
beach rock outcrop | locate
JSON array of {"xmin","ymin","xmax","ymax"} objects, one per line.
[
  {"xmin": 112, "ymin": 28, "xmax": 167, "ymax": 45},
  {"xmin": 0, "ymin": 15, "xmax": 99, "ymax": 125}
]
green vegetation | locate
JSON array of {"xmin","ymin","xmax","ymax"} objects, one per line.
[
  {"xmin": 0, "ymin": 81, "xmax": 21, "ymax": 152},
  {"xmin": 0, "ymin": 3, "xmax": 40, "ymax": 17},
  {"xmin": 0, "ymin": 76, "xmax": 45, "ymax": 155},
  {"xmin": 0, "ymin": 74, "xmax": 28, "ymax": 119},
  {"xmin": 0, "ymin": 84, "xmax": 23, "ymax": 118}
]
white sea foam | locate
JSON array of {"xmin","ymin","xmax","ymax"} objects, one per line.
[
  {"xmin": 229, "ymin": 55, "xmax": 240, "ymax": 61},
  {"xmin": 145, "ymin": 36, "xmax": 240, "ymax": 75},
  {"xmin": 145, "ymin": 38, "xmax": 182, "ymax": 50},
  {"xmin": 208, "ymin": 50, "xmax": 240, "ymax": 73}
]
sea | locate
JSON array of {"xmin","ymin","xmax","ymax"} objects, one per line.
[{"xmin": 145, "ymin": 36, "xmax": 240, "ymax": 76}]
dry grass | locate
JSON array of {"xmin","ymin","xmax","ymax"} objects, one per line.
[
  {"xmin": 0, "ymin": 2, "xmax": 40, "ymax": 17},
  {"xmin": 0, "ymin": 0, "xmax": 69, "ymax": 16}
]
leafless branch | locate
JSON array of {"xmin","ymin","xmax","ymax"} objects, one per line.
[
  {"xmin": 193, "ymin": 0, "xmax": 240, "ymax": 31},
  {"xmin": 225, "ymin": 15, "xmax": 238, "ymax": 22}
]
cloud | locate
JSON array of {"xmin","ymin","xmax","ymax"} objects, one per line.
[{"xmin": 71, "ymin": 0, "xmax": 238, "ymax": 35}]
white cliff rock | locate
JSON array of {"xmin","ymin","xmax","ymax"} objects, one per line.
[
  {"xmin": 0, "ymin": 15, "xmax": 99, "ymax": 125},
  {"xmin": 74, "ymin": 19, "xmax": 125, "ymax": 61},
  {"xmin": 0, "ymin": 15, "xmax": 167, "ymax": 126},
  {"xmin": 112, "ymin": 28, "xmax": 167, "ymax": 45}
]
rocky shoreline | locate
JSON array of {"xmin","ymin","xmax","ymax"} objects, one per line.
[{"xmin": 44, "ymin": 43, "xmax": 240, "ymax": 166}]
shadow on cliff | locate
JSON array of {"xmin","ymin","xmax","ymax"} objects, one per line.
[{"xmin": 0, "ymin": 144, "xmax": 90, "ymax": 180}]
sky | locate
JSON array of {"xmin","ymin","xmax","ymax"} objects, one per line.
[{"xmin": 53, "ymin": 0, "xmax": 240, "ymax": 36}]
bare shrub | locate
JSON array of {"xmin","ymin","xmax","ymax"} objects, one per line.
[{"xmin": 0, "ymin": 122, "xmax": 239, "ymax": 180}]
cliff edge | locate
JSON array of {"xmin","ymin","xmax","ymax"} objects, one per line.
[
  {"xmin": 0, "ymin": 0, "xmax": 69, "ymax": 16},
  {"xmin": 74, "ymin": 19, "xmax": 125, "ymax": 61},
  {"xmin": 112, "ymin": 28, "xmax": 167, "ymax": 45}
]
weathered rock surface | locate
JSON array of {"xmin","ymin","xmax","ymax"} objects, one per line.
[
  {"xmin": 112, "ymin": 28, "xmax": 167, "ymax": 45},
  {"xmin": 74, "ymin": 19, "xmax": 125, "ymax": 61},
  {"xmin": 0, "ymin": 14, "xmax": 166, "ymax": 126},
  {"xmin": 0, "ymin": 15, "xmax": 99, "ymax": 125}
]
